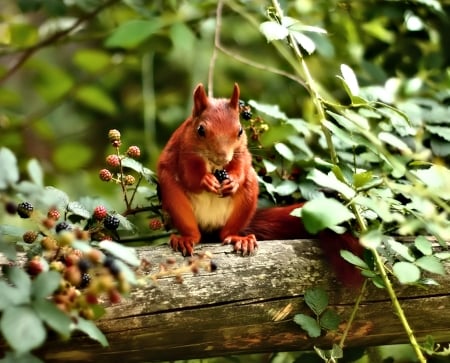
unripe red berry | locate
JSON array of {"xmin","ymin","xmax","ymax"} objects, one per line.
[
  {"xmin": 149, "ymin": 218, "xmax": 163, "ymax": 230},
  {"xmin": 108, "ymin": 288, "xmax": 121, "ymax": 304},
  {"xmin": 27, "ymin": 257, "xmax": 44, "ymax": 276},
  {"xmin": 47, "ymin": 208, "xmax": 61, "ymax": 220},
  {"xmin": 99, "ymin": 169, "xmax": 113, "ymax": 182},
  {"xmin": 64, "ymin": 265, "xmax": 82, "ymax": 287},
  {"xmin": 93, "ymin": 205, "xmax": 108, "ymax": 220},
  {"xmin": 126, "ymin": 145, "xmax": 141, "ymax": 158},
  {"xmin": 106, "ymin": 154, "xmax": 121, "ymax": 168}
]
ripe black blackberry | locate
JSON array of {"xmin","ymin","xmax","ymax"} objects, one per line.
[
  {"xmin": 78, "ymin": 258, "xmax": 92, "ymax": 273},
  {"xmin": 104, "ymin": 256, "xmax": 121, "ymax": 276},
  {"xmin": 104, "ymin": 214, "xmax": 120, "ymax": 230},
  {"xmin": 55, "ymin": 221, "xmax": 72, "ymax": 233},
  {"xmin": 80, "ymin": 273, "xmax": 91, "ymax": 288},
  {"xmin": 17, "ymin": 202, "xmax": 34, "ymax": 218},
  {"xmin": 240, "ymin": 110, "xmax": 252, "ymax": 120},
  {"xmin": 5, "ymin": 201, "xmax": 18, "ymax": 215},
  {"xmin": 214, "ymin": 169, "xmax": 229, "ymax": 183}
]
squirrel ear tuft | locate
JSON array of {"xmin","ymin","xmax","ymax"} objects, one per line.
[
  {"xmin": 229, "ymin": 83, "xmax": 240, "ymax": 110},
  {"xmin": 193, "ymin": 83, "xmax": 209, "ymax": 117}
]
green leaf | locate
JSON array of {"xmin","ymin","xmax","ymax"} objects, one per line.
[
  {"xmin": 73, "ymin": 49, "xmax": 111, "ymax": 73},
  {"xmin": 99, "ymin": 240, "xmax": 140, "ymax": 266},
  {"xmin": 0, "ymin": 148, "xmax": 19, "ymax": 189},
  {"xmin": 259, "ymin": 21, "xmax": 289, "ymax": 42},
  {"xmin": 413, "ymin": 165, "xmax": 450, "ymax": 200},
  {"xmin": 425, "ymin": 125, "xmax": 450, "ymax": 142},
  {"xmin": 31, "ymin": 270, "xmax": 61, "ymax": 300},
  {"xmin": 378, "ymin": 131, "xmax": 412, "ymax": 153},
  {"xmin": 121, "ymin": 157, "xmax": 156, "ymax": 180},
  {"xmin": 301, "ymin": 198, "xmax": 354, "ymax": 234},
  {"xmin": 339, "ymin": 64, "xmax": 359, "ymax": 96},
  {"xmin": 393, "ymin": 261, "xmax": 421, "ymax": 284},
  {"xmin": 386, "ymin": 238, "xmax": 416, "ymax": 262},
  {"xmin": 360, "ymin": 229, "xmax": 383, "ymax": 249},
  {"xmin": 75, "ymin": 86, "xmax": 117, "ymax": 115},
  {"xmin": 319, "ymin": 309, "xmax": 341, "ymax": 331},
  {"xmin": 304, "ymin": 288, "xmax": 328, "ymax": 316},
  {"xmin": 33, "ymin": 299, "xmax": 72, "ymax": 338},
  {"xmin": 105, "ymin": 19, "xmax": 163, "ymax": 49},
  {"xmin": 340, "ymin": 250, "xmax": 369, "ymax": 270},
  {"xmin": 307, "ymin": 168, "xmax": 355, "ymax": 199},
  {"xmin": 414, "ymin": 236, "xmax": 433, "ymax": 256},
  {"xmin": 247, "ymin": 100, "xmax": 288, "ymax": 120},
  {"xmin": 0, "ymin": 351, "xmax": 44, "ymax": 363},
  {"xmin": 1, "ymin": 306, "xmax": 46, "ymax": 354},
  {"xmin": 415, "ymin": 256, "xmax": 445, "ymax": 275},
  {"xmin": 352, "ymin": 171, "xmax": 373, "ymax": 189},
  {"xmin": 67, "ymin": 201, "xmax": 91, "ymax": 219},
  {"xmin": 274, "ymin": 180, "xmax": 298, "ymax": 196},
  {"xmin": 293, "ymin": 314, "xmax": 321, "ymax": 338},
  {"xmin": 7, "ymin": 266, "xmax": 31, "ymax": 294},
  {"xmin": 53, "ymin": 143, "xmax": 93, "ymax": 172},
  {"xmin": 75, "ymin": 317, "xmax": 108, "ymax": 347},
  {"xmin": 274, "ymin": 143, "xmax": 294, "ymax": 161},
  {"xmin": 27, "ymin": 159, "xmax": 44, "ymax": 187}
]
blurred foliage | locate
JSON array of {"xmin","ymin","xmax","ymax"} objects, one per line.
[{"xmin": 1, "ymin": 0, "xmax": 450, "ymax": 362}]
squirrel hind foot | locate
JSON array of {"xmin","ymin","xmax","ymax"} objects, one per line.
[{"xmin": 222, "ymin": 234, "xmax": 257, "ymax": 255}]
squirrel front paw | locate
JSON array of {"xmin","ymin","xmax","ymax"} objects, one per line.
[
  {"xmin": 200, "ymin": 173, "xmax": 221, "ymax": 194},
  {"xmin": 222, "ymin": 234, "xmax": 257, "ymax": 255},
  {"xmin": 169, "ymin": 234, "xmax": 199, "ymax": 256}
]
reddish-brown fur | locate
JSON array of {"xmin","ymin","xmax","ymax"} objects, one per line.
[{"xmin": 157, "ymin": 83, "xmax": 364, "ymax": 286}]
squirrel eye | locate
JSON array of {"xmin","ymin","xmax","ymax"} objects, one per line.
[
  {"xmin": 197, "ymin": 125, "xmax": 206, "ymax": 137},
  {"xmin": 238, "ymin": 126, "xmax": 243, "ymax": 137}
]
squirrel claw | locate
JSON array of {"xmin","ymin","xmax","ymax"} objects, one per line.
[
  {"xmin": 169, "ymin": 234, "xmax": 198, "ymax": 256},
  {"xmin": 223, "ymin": 234, "xmax": 257, "ymax": 255}
]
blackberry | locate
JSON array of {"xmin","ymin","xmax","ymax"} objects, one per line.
[
  {"xmin": 214, "ymin": 169, "xmax": 229, "ymax": 183},
  {"xmin": 93, "ymin": 205, "xmax": 108, "ymax": 220},
  {"xmin": 106, "ymin": 154, "xmax": 121, "ymax": 168},
  {"xmin": 17, "ymin": 202, "xmax": 34, "ymax": 218},
  {"xmin": 55, "ymin": 221, "xmax": 72, "ymax": 233},
  {"xmin": 241, "ymin": 110, "xmax": 252, "ymax": 120},
  {"xmin": 5, "ymin": 201, "xmax": 17, "ymax": 215},
  {"xmin": 126, "ymin": 145, "xmax": 141, "ymax": 158},
  {"xmin": 239, "ymin": 99, "xmax": 246, "ymax": 108},
  {"xmin": 104, "ymin": 214, "xmax": 120, "ymax": 230},
  {"xmin": 23, "ymin": 231, "xmax": 38, "ymax": 244},
  {"xmin": 99, "ymin": 169, "xmax": 113, "ymax": 182},
  {"xmin": 80, "ymin": 273, "xmax": 91, "ymax": 288}
]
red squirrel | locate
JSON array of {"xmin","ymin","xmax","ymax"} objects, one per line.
[{"xmin": 157, "ymin": 83, "xmax": 364, "ymax": 286}]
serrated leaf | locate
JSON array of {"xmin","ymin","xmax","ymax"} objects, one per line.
[
  {"xmin": 67, "ymin": 201, "xmax": 91, "ymax": 219},
  {"xmin": 291, "ymin": 31, "xmax": 316, "ymax": 54},
  {"xmin": 352, "ymin": 171, "xmax": 373, "ymax": 189},
  {"xmin": 33, "ymin": 299, "xmax": 71, "ymax": 338},
  {"xmin": 386, "ymin": 238, "xmax": 416, "ymax": 262},
  {"xmin": 413, "ymin": 165, "xmax": 450, "ymax": 200},
  {"xmin": 301, "ymin": 198, "xmax": 354, "ymax": 234},
  {"xmin": 393, "ymin": 261, "xmax": 421, "ymax": 284},
  {"xmin": 259, "ymin": 21, "xmax": 289, "ymax": 42},
  {"xmin": 378, "ymin": 132, "xmax": 412, "ymax": 153},
  {"xmin": 0, "ymin": 148, "xmax": 19, "ymax": 190},
  {"xmin": 435, "ymin": 252, "xmax": 450, "ymax": 260},
  {"xmin": 415, "ymin": 256, "xmax": 445, "ymax": 275},
  {"xmin": 105, "ymin": 19, "xmax": 163, "ymax": 49},
  {"xmin": 307, "ymin": 169, "xmax": 355, "ymax": 199},
  {"xmin": 1, "ymin": 306, "xmax": 46, "ymax": 353},
  {"xmin": 304, "ymin": 288, "xmax": 328, "ymax": 316},
  {"xmin": 31, "ymin": 270, "xmax": 61, "ymax": 300},
  {"xmin": 27, "ymin": 159, "xmax": 44, "ymax": 187},
  {"xmin": 425, "ymin": 125, "xmax": 450, "ymax": 141},
  {"xmin": 414, "ymin": 236, "xmax": 433, "ymax": 256},
  {"xmin": 274, "ymin": 143, "xmax": 294, "ymax": 161},
  {"xmin": 319, "ymin": 309, "xmax": 341, "ymax": 331},
  {"xmin": 121, "ymin": 157, "xmax": 155, "ymax": 180},
  {"xmin": 99, "ymin": 240, "xmax": 140, "ymax": 266},
  {"xmin": 75, "ymin": 317, "xmax": 108, "ymax": 347},
  {"xmin": 293, "ymin": 314, "xmax": 321, "ymax": 338},
  {"xmin": 340, "ymin": 250, "xmax": 369, "ymax": 269}
]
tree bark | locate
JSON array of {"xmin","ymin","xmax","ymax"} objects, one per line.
[{"xmin": 29, "ymin": 239, "xmax": 450, "ymax": 362}]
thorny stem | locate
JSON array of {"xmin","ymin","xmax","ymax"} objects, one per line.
[
  {"xmin": 116, "ymin": 148, "xmax": 130, "ymax": 209},
  {"xmin": 270, "ymin": 1, "xmax": 426, "ymax": 361}
]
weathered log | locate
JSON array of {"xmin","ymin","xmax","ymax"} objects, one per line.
[{"xmin": 27, "ymin": 239, "xmax": 450, "ymax": 361}]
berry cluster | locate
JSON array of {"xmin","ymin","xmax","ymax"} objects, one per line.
[
  {"xmin": 4, "ymin": 199, "xmax": 133, "ymax": 320},
  {"xmin": 238, "ymin": 100, "xmax": 269, "ymax": 144}
]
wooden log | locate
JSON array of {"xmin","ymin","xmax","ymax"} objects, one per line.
[{"xmin": 27, "ymin": 239, "xmax": 450, "ymax": 361}]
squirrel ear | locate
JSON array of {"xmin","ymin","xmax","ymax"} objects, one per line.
[
  {"xmin": 193, "ymin": 83, "xmax": 209, "ymax": 117},
  {"xmin": 229, "ymin": 83, "xmax": 240, "ymax": 110}
]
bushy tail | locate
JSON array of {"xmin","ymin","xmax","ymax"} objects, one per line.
[{"xmin": 244, "ymin": 203, "xmax": 365, "ymax": 287}]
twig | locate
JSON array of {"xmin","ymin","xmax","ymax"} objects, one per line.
[{"xmin": 0, "ymin": 0, "xmax": 120, "ymax": 85}]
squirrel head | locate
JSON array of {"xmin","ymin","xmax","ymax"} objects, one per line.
[{"xmin": 190, "ymin": 83, "xmax": 246, "ymax": 170}]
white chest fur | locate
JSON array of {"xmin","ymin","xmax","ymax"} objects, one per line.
[{"xmin": 188, "ymin": 191, "xmax": 233, "ymax": 232}]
